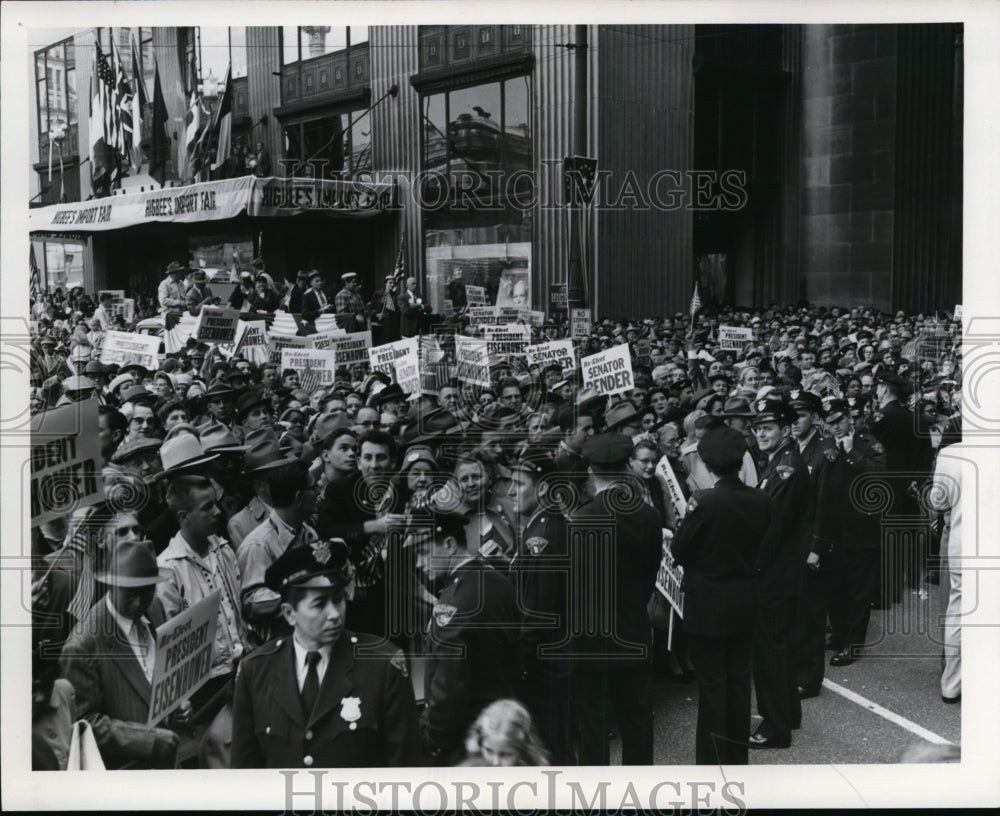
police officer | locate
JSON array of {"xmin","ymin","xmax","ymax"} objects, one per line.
[
  {"xmin": 410, "ymin": 511, "xmax": 520, "ymax": 765},
  {"xmin": 507, "ymin": 451, "xmax": 574, "ymax": 764},
  {"xmin": 230, "ymin": 538, "xmax": 421, "ymax": 768},
  {"xmin": 571, "ymin": 433, "xmax": 662, "ymax": 765},
  {"xmin": 814, "ymin": 399, "xmax": 886, "ymax": 666},
  {"xmin": 789, "ymin": 389, "xmax": 837, "ymax": 698},
  {"xmin": 672, "ymin": 426, "xmax": 772, "ymax": 765},
  {"xmin": 749, "ymin": 396, "xmax": 812, "ymax": 749}
]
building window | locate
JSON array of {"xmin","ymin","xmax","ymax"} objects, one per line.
[
  {"xmin": 139, "ymin": 27, "xmax": 155, "ymax": 91},
  {"xmin": 281, "ymin": 27, "xmax": 367, "ymax": 64},
  {"xmin": 35, "ymin": 39, "xmax": 77, "ymax": 149},
  {"xmin": 281, "ymin": 107, "xmax": 373, "ymax": 178},
  {"xmin": 197, "ymin": 27, "xmax": 247, "ymax": 85},
  {"xmin": 419, "ymin": 75, "xmax": 533, "ymax": 312},
  {"xmin": 230, "ymin": 27, "xmax": 248, "ymax": 79},
  {"xmin": 42, "ymin": 241, "xmax": 85, "ymax": 292}
]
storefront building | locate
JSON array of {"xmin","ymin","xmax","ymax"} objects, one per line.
[{"xmin": 29, "ymin": 24, "xmax": 962, "ymax": 315}]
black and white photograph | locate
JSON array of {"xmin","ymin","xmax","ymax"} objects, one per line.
[{"xmin": 2, "ymin": 1, "xmax": 999, "ymax": 811}]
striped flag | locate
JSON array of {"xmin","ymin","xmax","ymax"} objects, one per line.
[
  {"xmin": 384, "ymin": 226, "xmax": 407, "ymax": 312},
  {"xmin": 179, "ymin": 92, "xmax": 202, "ymax": 181},
  {"xmin": 89, "ymin": 43, "xmax": 119, "ymax": 194},
  {"xmin": 148, "ymin": 60, "xmax": 170, "ymax": 187},
  {"xmin": 689, "ymin": 282, "xmax": 703, "ymax": 319},
  {"xmin": 212, "ymin": 66, "xmax": 233, "ymax": 174},
  {"xmin": 130, "ymin": 39, "xmax": 147, "ymax": 171},
  {"xmin": 109, "ymin": 40, "xmax": 134, "ymax": 165}
]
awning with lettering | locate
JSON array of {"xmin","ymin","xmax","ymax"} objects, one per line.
[{"xmin": 29, "ymin": 176, "xmax": 398, "ymax": 234}]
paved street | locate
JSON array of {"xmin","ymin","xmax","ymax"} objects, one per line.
[{"xmin": 642, "ymin": 579, "xmax": 960, "ymax": 765}]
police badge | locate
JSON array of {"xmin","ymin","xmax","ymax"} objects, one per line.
[
  {"xmin": 871, "ymin": 442, "xmax": 885, "ymax": 454},
  {"xmin": 526, "ymin": 536, "xmax": 549, "ymax": 556},
  {"xmin": 311, "ymin": 539, "xmax": 332, "ymax": 565},
  {"xmin": 433, "ymin": 603, "xmax": 458, "ymax": 627},
  {"xmin": 340, "ymin": 697, "xmax": 362, "ymax": 723},
  {"xmin": 776, "ymin": 465, "xmax": 794, "ymax": 480},
  {"xmin": 823, "ymin": 447, "xmax": 839, "ymax": 462}
]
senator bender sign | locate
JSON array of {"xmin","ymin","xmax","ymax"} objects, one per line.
[{"xmin": 581, "ymin": 344, "xmax": 634, "ymax": 396}]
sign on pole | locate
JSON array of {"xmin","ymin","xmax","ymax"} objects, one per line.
[
  {"xmin": 193, "ymin": 305, "xmax": 241, "ymax": 344},
  {"xmin": 549, "ymin": 283, "xmax": 568, "ymax": 313},
  {"xmin": 268, "ymin": 332, "xmax": 312, "ymax": 366},
  {"xmin": 30, "ymin": 399, "xmax": 105, "ymax": 527},
  {"xmin": 148, "ymin": 590, "xmax": 221, "ymax": 727},
  {"xmin": 483, "ymin": 324, "xmax": 530, "ymax": 358},
  {"xmin": 570, "ymin": 308, "xmax": 592, "ymax": 337},
  {"xmin": 330, "ymin": 331, "xmax": 372, "ymax": 365},
  {"xmin": 581, "ymin": 344, "xmax": 634, "ymax": 397},
  {"xmin": 525, "ymin": 339, "xmax": 576, "ymax": 373},
  {"xmin": 454, "ymin": 336, "xmax": 491, "ymax": 387},
  {"xmin": 718, "ymin": 325, "xmax": 754, "ymax": 352},
  {"xmin": 655, "ymin": 456, "xmax": 687, "ymax": 522},
  {"xmin": 100, "ymin": 330, "xmax": 161, "ymax": 370},
  {"xmin": 517, "ymin": 309, "xmax": 545, "ymax": 327},
  {"xmin": 654, "ymin": 547, "xmax": 685, "ymax": 620},
  {"xmin": 230, "ymin": 319, "xmax": 269, "ymax": 365},
  {"xmin": 369, "ymin": 337, "xmax": 421, "ymax": 398},
  {"xmin": 281, "ymin": 348, "xmax": 338, "ymax": 386},
  {"xmin": 466, "ymin": 306, "xmax": 498, "ymax": 326}
]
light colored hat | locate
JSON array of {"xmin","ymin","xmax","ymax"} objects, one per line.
[{"xmin": 155, "ymin": 434, "xmax": 219, "ymax": 478}]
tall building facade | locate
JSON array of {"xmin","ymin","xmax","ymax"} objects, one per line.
[{"xmin": 29, "ymin": 24, "xmax": 962, "ymax": 314}]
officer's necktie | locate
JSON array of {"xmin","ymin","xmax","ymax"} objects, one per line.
[{"xmin": 301, "ymin": 651, "xmax": 321, "ymax": 716}]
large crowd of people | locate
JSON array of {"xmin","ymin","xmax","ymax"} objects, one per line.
[{"xmin": 27, "ymin": 261, "xmax": 964, "ymax": 770}]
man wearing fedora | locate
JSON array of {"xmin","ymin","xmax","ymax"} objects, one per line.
[
  {"xmin": 231, "ymin": 538, "xmax": 421, "ymax": 767},
  {"xmin": 302, "ymin": 270, "xmax": 335, "ymax": 323},
  {"xmin": 60, "ymin": 539, "xmax": 183, "ymax": 769},
  {"xmin": 158, "ymin": 261, "xmax": 190, "ymax": 314},
  {"xmin": 284, "ymin": 269, "xmax": 311, "ymax": 314},
  {"xmin": 186, "ymin": 269, "xmax": 219, "ymax": 313}
]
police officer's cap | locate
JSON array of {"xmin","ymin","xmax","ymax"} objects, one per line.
[
  {"xmin": 265, "ymin": 538, "xmax": 353, "ymax": 593},
  {"xmin": 824, "ymin": 398, "xmax": 850, "ymax": 424},
  {"xmin": 402, "ymin": 510, "xmax": 470, "ymax": 548},
  {"xmin": 875, "ymin": 369, "xmax": 914, "ymax": 396},
  {"xmin": 789, "ymin": 390, "xmax": 823, "ymax": 415},
  {"xmin": 752, "ymin": 396, "xmax": 796, "ymax": 426},
  {"xmin": 582, "ymin": 432, "xmax": 634, "ymax": 466},
  {"xmin": 511, "ymin": 450, "xmax": 558, "ymax": 480},
  {"xmin": 697, "ymin": 426, "xmax": 747, "ymax": 470}
]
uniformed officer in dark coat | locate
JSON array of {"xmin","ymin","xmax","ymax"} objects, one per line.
[
  {"xmin": 570, "ymin": 433, "xmax": 663, "ymax": 765},
  {"xmin": 789, "ymin": 390, "xmax": 838, "ymax": 698},
  {"xmin": 231, "ymin": 538, "xmax": 422, "ymax": 768},
  {"xmin": 672, "ymin": 426, "xmax": 772, "ymax": 765},
  {"xmin": 507, "ymin": 451, "xmax": 574, "ymax": 764},
  {"xmin": 814, "ymin": 399, "xmax": 886, "ymax": 666},
  {"xmin": 409, "ymin": 511, "xmax": 520, "ymax": 765},
  {"xmin": 749, "ymin": 396, "xmax": 812, "ymax": 749},
  {"xmin": 868, "ymin": 369, "xmax": 933, "ymax": 605}
]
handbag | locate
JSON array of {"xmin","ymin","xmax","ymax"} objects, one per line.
[
  {"xmin": 647, "ymin": 591, "xmax": 673, "ymax": 630},
  {"xmin": 66, "ymin": 720, "xmax": 105, "ymax": 771}
]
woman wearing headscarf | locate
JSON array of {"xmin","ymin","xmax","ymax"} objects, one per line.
[{"xmin": 249, "ymin": 272, "xmax": 280, "ymax": 313}]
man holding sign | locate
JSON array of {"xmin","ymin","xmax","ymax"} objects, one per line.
[{"xmin": 60, "ymin": 539, "xmax": 182, "ymax": 769}]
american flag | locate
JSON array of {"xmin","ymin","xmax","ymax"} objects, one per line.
[
  {"xmin": 383, "ymin": 226, "xmax": 407, "ymax": 312},
  {"xmin": 689, "ymin": 282, "xmax": 703, "ymax": 319},
  {"xmin": 93, "ymin": 42, "xmax": 131, "ymax": 182}
]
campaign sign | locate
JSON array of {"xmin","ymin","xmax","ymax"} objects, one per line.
[
  {"xmin": 148, "ymin": 590, "xmax": 221, "ymax": 726},
  {"xmin": 454, "ymin": 336, "xmax": 491, "ymax": 387},
  {"xmin": 29, "ymin": 399, "xmax": 104, "ymax": 526},
  {"xmin": 570, "ymin": 308, "xmax": 592, "ymax": 337},
  {"xmin": 268, "ymin": 332, "xmax": 312, "ymax": 366},
  {"xmin": 330, "ymin": 331, "xmax": 372, "ymax": 365},
  {"xmin": 466, "ymin": 306, "xmax": 498, "ymax": 326},
  {"xmin": 525, "ymin": 339, "xmax": 576, "ymax": 372},
  {"xmin": 368, "ymin": 337, "xmax": 420, "ymax": 398},
  {"xmin": 483, "ymin": 324, "xmax": 530, "ymax": 357},
  {"xmin": 581, "ymin": 344, "xmax": 634, "ymax": 397},
  {"xmin": 718, "ymin": 325, "xmax": 754, "ymax": 352},
  {"xmin": 194, "ymin": 305, "xmax": 241, "ymax": 344},
  {"xmin": 466, "ymin": 285, "xmax": 489, "ymax": 306},
  {"xmin": 100, "ymin": 330, "xmax": 161, "ymax": 370},
  {"xmin": 230, "ymin": 319, "xmax": 269, "ymax": 365},
  {"xmin": 654, "ymin": 546, "xmax": 685, "ymax": 619},
  {"xmin": 518, "ymin": 309, "xmax": 545, "ymax": 327},
  {"xmin": 655, "ymin": 456, "xmax": 687, "ymax": 521},
  {"xmin": 281, "ymin": 348, "xmax": 338, "ymax": 386}
]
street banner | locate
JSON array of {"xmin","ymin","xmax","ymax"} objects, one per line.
[
  {"xmin": 581, "ymin": 344, "xmax": 634, "ymax": 397},
  {"xmin": 230, "ymin": 319, "xmax": 269, "ymax": 365},
  {"xmin": 466, "ymin": 306, "xmax": 497, "ymax": 326},
  {"xmin": 718, "ymin": 325, "xmax": 754, "ymax": 352},
  {"xmin": 466, "ymin": 285, "xmax": 489, "ymax": 306},
  {"xmin": 281, "ymin": 348, "xmax": 338, "ymax": 386},
  {"xmin": 525, "ymin": 339, "xmax": 576, "ymax": 372},
  {"xmin": 655, "ymin": 456, "xmax": 687, "ymax": 521},
  {"xmin": 518, "ymin": 309, "xmax": 545, "ymax": 327},
  {"xmin": 330, "ymin": 331, "xmax": 372, "ymax": 365},
  {"xmin": 484, "ymin": 324, "xmax": 530, "ymax": 357},
  {"xmin": 570, "ymin": 308, "xmax": 592, "ymax": 337},
  {"xmin": 455, "ymin": 336, "xmax": 491, "ymax": 387},
  {"xmin": 100, "ymin": 330, "xmax": 161, "ymax": 370},
  {"xmin": 194, "ymin": 305, "xmax": 241, "ymax": 344},
  {"xmin": 29, "ymin": 399, "xmax": 104, "ymax": 526},
  {"xmin": 269, "ymin": 332, "xmax": 312, "ymax": 366},
  {"xmin": 30, "ymin": 176, "xmax": 396, "ymax": 234},
  {"xmin": 310, "ymin": 327, "xmax": 349, "ymax": 350},
  {"xmin": 148, "ymin": 590, "xmax": 221, "ymax": 727}
]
